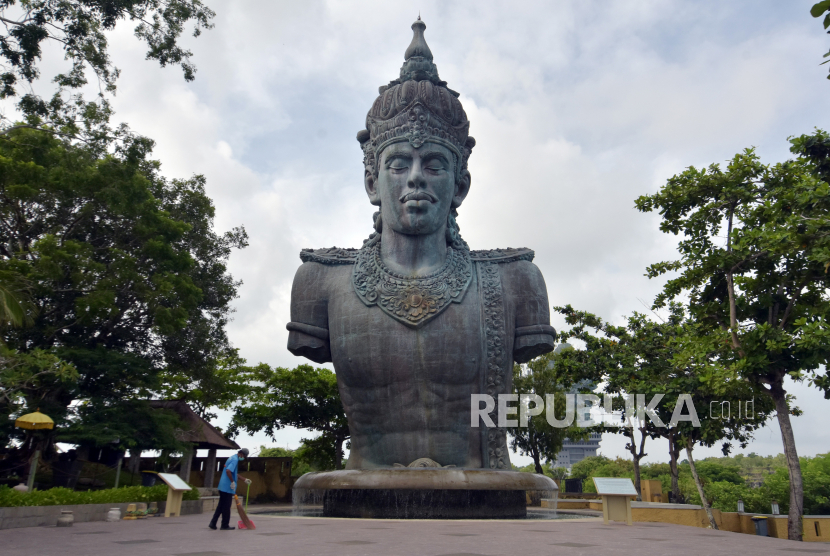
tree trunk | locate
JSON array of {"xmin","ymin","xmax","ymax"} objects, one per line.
[
  {"xmin": 771, "ymin": 383, "xmax": 804, "ymax": 541},
  {"xmin": 68, "ymin": 445, "xmax": 89, "ymax": 490},
  {"xmin": 159, "ymin": 450, "xmax": 170, "ymax": 472},
  {"xmin": 128, "ymin": 448, "xmax": 141, "ymax": 475},
  {"xmin": 626, "ymin": 427, "xmax": 646, "ymax": 501},
  {"xmin": 334, "ymin": 437, "xmax": 344, "ymax": 470},
  {"xmin": 686, "ymin": 440, "xmax": 718, "ymax": 529},
  {"xmin": 668, "ymin": 432, "xmax": 682, "ymax": 501},
  {"xmin": 632, "ymin": 456, "xmax": 642, "ymax": 502},
  {"xmin": 532, "ymin": 445, "xmax": 544, "ymax": 475}
]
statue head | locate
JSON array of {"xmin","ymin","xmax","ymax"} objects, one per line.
[{"xmin": 357, "ymin": 18, "xmax": 475, "ymax": 250}]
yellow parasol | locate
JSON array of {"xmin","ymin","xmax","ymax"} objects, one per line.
[
  {"xmin": 15, "ymin": 409, "xmax": 53, "ymax": 492},
  {"xmin": 15, "ymin": 409, "xmax": 54, "ymax": 430}
]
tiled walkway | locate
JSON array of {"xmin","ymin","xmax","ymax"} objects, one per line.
[{"xmin": 1, "ymin": 510, "xmax": 825, "ymax": 555}]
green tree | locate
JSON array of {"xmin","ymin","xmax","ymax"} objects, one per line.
[
  {"xmin": 257, "ymin": 442, "xmax": 342, "ymax": 476},
  {"xmin": 258, "ymin": 446, "xmax": 293, "ymax": 458},
  {"xmin": 58, "ymin": 398, "xmax": 189, "ymax": 455},
  {"xmin": 635, "ymin": 130, "xmax": 830, "ymax": 540},
  {"xmin": 555, "ymin": 304, "xmax": 772, "ymax": 516},
  {"xmin": 555, "ymin": 306, "xmax": 679, "ymax": 501},
  {"xmin": 0, "ymin": 0, "xmax": 215, "ymax": 141},
  {"xmin": 0, "ymin": 127, "xmax": 246, "ymax": 456},
  {"xmin": 574, "ymin": 457, "xmax": 635, "ymax": 493},
  {"xmin": 230, "ymin": 364, "xmax": 350, "ymax": 470},
  {"xmin": 159, "ymin": 350, "xmax": 253, "ymax": 421},
  {"xmin": 0, "ymin": 269, "xmax": 34, "ymax": 327},
  {"xmin": 510, "ymin": 349, "xmax": 587, "ymax": 474},
  {"xmin": 569, "ymin": 455, "xmax": 610, "ymax": 481},
  {"xmin": 0, "ymin": 344, "xmax": 77, "ymax": 453}
]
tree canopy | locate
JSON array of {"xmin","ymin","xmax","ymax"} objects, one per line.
[
  {"xmin": 0, "ymin": 0, "xmax": 215, "ymax": 140},
  {"xmin": 0, "ymin": 125, "xmax": 246, "ymax": 456},
  {"xmin": 635, "ymin": 130, "xmax": 830, "ymax": 540},
  {"xmin": 230, "ymin": 364, "xmax": 350, "ymax": 471},
  {"xmin": 510, "ymin": 348, "xmax": 587, "ymax": 475}
]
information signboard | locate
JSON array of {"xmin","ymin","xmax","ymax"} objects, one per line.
[
  {"xmin": 157, "ymin": 472, "xmax": 192, "ymax": 491},
  {"xmin": 593, "ymin": 477, "xmax": 638, "ymax": 497}
]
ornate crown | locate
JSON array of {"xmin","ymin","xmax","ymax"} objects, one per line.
[{"xmin": 357, "ymin": 18, "xmax": 475, "ymax": 178}]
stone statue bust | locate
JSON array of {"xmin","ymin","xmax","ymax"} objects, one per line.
[{"xmin": 287, "ymin": 18, "xmax": 555, "ymax": 470}]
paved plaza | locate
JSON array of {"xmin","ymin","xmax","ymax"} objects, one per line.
[{"xmin": 1, "ymin": 509, "xmax": 826, "ymax": 556}]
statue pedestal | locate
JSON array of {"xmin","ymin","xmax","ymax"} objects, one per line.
[{"xmin": 292, "ymin": 468, "xmax": 558, "ymax": 519}]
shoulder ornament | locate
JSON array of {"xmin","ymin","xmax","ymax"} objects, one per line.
[
  {"xmin": 299, "ymin": 247, "xmax": 359, "ymax": 265},
  {"xmin": 470, "ymin": 248, "xmax": 535, "ymax": 263}
]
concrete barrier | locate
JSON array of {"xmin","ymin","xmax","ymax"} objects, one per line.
[{"xmin": 0, "ymin": 499, "xmax": 202, "ymax": 530}]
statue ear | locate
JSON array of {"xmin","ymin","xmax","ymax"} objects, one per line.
[
  {"xmin": 452, "ymin": 169, "xmax": 471, "ymax": 209},
  {"xmin": 365, "ymin": 170, "xmax": 381, "ymax": 206}
]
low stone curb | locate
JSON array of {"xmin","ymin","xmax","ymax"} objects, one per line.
[{"xmin": 0, "ymin": 499, "xmax": 202, "ymax": 530}]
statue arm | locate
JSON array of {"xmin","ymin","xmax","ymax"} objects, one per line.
[
  {"xmin": 286, "ymin": 262, "xmax": 332, "ymax": 363},
  {"xmin": 506, "ymin": 260, "xmax": 556, "ymax": 363}
]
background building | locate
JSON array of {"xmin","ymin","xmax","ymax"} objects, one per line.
[{"xmin": 553, "ymin": 432, "xmax": 602, "ymax": 469}]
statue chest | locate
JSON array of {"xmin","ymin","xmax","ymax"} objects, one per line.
[{"xmin": 327, "ymin": 267, "xmax": 486, "ymax": 390}]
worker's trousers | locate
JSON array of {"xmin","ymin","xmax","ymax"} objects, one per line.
[{"xmin": 210, "ymin": 491, "xmax": 233, "ymax": 528}]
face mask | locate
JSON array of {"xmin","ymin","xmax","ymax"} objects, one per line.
[{"xmin": 239, "ymin": 456, "xmax": 244, "ymax": 461}]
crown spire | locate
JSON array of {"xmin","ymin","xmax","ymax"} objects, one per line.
[
  {"xmin": 405, "ymin": 17, "xmax": 432, "ymax": 62},
  {"xmin": 398, "ymin": 18, "xmax": 442, "ymax": 85}
]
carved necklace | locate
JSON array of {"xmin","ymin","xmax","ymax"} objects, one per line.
[{"xmin": 352, "ymin": 241, "xmax": 473, "ymax": 328}]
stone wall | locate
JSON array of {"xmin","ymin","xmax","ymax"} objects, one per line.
[{"xmin": 0, "ymin": 499, "xmax": 202, "ymax": 530}]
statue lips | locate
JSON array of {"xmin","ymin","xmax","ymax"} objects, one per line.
[{"xmin": 400, "ymin": 191, "xmax": 437, "ymax": 206}]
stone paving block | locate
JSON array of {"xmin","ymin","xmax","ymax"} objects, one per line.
[
  {"xmin": 73, "ymin": 531, "xmax": 110, "ymax": 535},
  {"xmin": 257, "ymin": 532, "xmax": 291, "ymax": 535}
]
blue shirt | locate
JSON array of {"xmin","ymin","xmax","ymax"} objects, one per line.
[{"xmin": 218, "ymin": 454, "xmax": 240, "ymax": 494}]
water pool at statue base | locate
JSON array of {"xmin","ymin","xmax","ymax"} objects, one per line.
[
  {"xmin": 258, "ymin": 507, "xmax": 588, "ymax": 520},
  {"xmin": 290, "ymin": 468, "xmax": 562, "ymax": 520}
]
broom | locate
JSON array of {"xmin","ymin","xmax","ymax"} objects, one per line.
[{"xmin": 234, "ymin": 494, "xmax": 255, "ymax": 530}]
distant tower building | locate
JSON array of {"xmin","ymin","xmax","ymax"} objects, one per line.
[
  {"xmin": 551, "ymin": 342, "xmax": 602, "ymax": 469},
  {"xmin": 553, "ymin": 432, "xmax": 602, "ymax": 469}
]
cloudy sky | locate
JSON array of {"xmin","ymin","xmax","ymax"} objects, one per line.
[{"xmin": 45, "ymin": 0, "xmax": 830, "ymax": 465}]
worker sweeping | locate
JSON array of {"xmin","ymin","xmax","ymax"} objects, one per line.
[{"xmin": 209, "ymin": 448, "xmax": 252, "ymax": 530}]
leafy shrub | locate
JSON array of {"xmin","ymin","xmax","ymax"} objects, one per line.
[
  {"xmin": 0, "ymin": 483, "xmax": 199, "ymax": 507},
  {"xmin": 578, "ymin": 458, "xmax": 635, "ymax": 493},
  {"xmin": 759, "ymin": 466, "xmax": 830, "ymax": 515},
  {"xmin": 692, "ymin": 461, "xmax": 745, "ymax": 485},
  {"xmin": 569, "ymin": 456, "xmax": 610, "ymax": 480}
]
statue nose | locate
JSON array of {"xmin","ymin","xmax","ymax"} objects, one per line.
[{"xmin": 407, "ymin": 160, "xmax": 427, "ymax": 189}]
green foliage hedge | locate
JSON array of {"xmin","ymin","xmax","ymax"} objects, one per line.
[
  {"xmin": 565, "ymin": 453, "xmax": 830, "ymax": 515},
  {"xmin": 0, "ymin": 484, "xmax": 199, "ymax": 507}
]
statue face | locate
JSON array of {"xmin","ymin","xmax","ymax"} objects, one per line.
[{"xmin": 365, "ymin": 141, "xmax": 469, "ymax": 236}]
